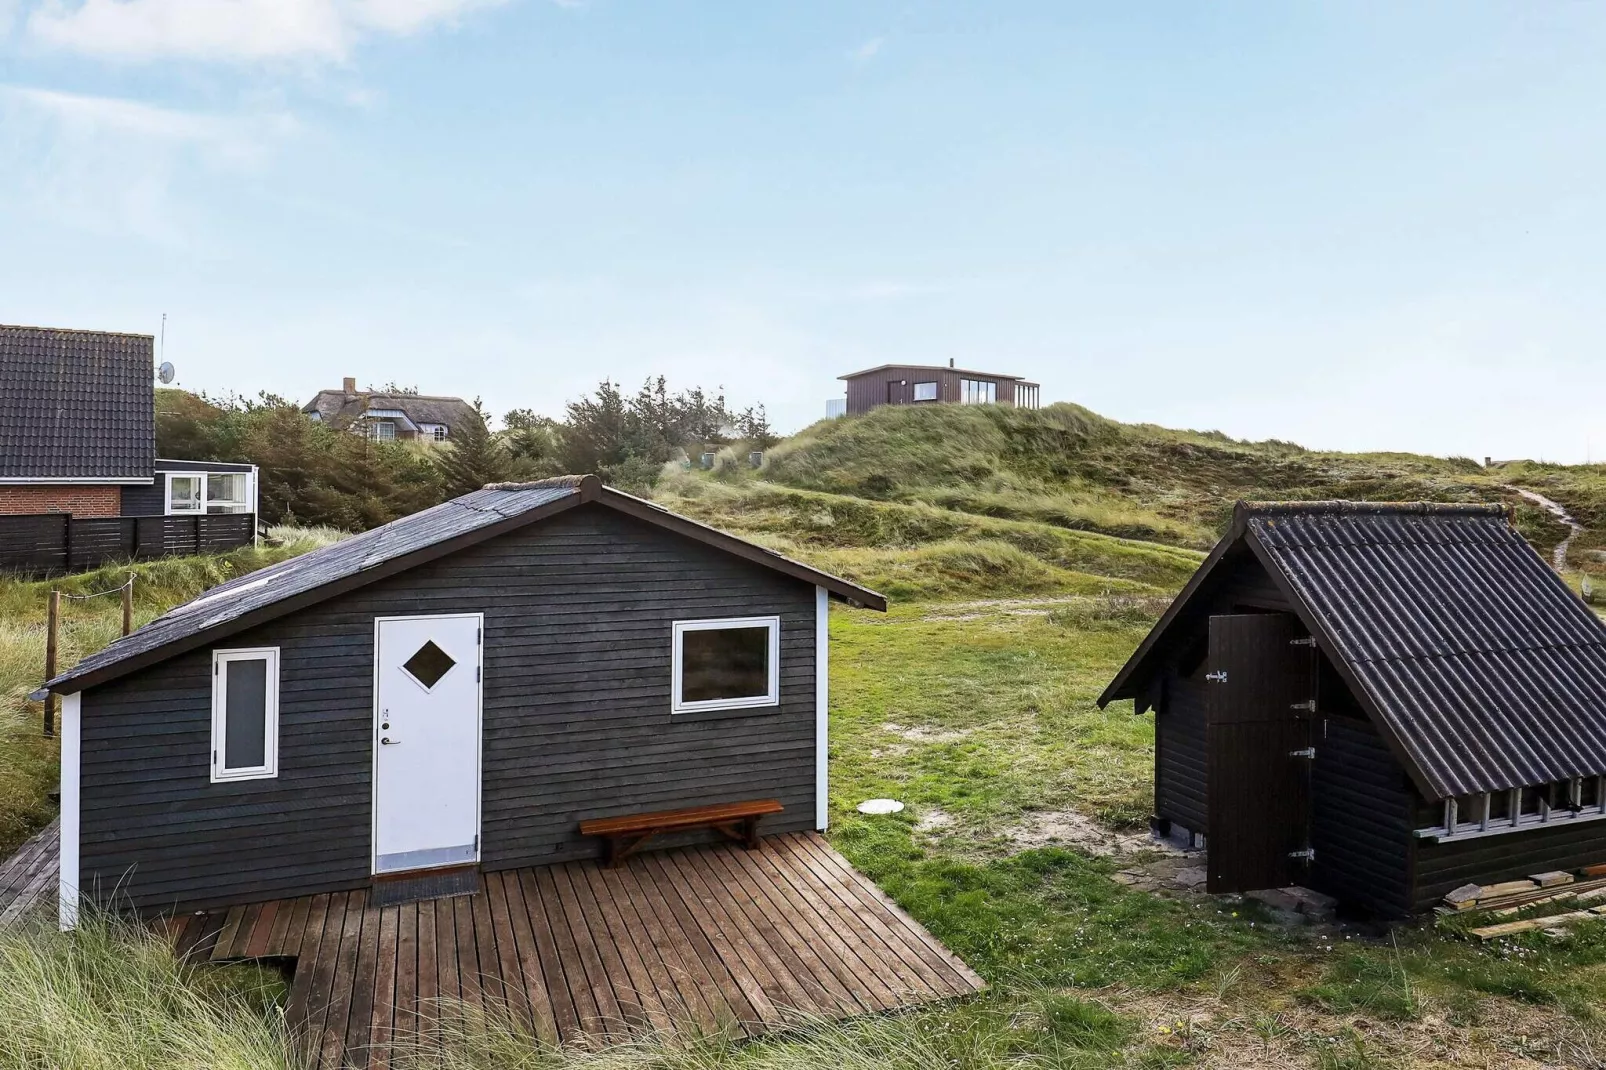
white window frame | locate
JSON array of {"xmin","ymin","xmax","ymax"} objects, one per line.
[
  {"xmin": 912, "ymin": 381, "xmax": 938, "ymax": 402},
  {"xmin": 211, "ymin": 647, "xmax": 280, "ymax": 782},
  {"xmin": 671, "ymin": 615, "xmax": 780, "ymax": 714},
  {"xmin": 166, "ymin": 472, "xmax": 205, "ymax": 514},
  {"xmin": 204, "ymin": 472, "xmax": 251, "ymax": 514}
]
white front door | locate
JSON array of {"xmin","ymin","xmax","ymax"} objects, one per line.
[{"xmin": 373, "ymin": 613, "xmax": 483, "ymax": 874}]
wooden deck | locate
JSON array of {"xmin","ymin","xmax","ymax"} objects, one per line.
[
  {"xmin": 207, "ymin": 832, "xmax": 984, "ymax": 1066},
  {"xmin": 0, "ymin": 818, "xmax": 59, "ymax": 926}
]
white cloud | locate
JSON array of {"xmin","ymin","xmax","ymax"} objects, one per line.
[
  {"xmin": 850, "ymin": 36, "xmax": 883, "ymax": 65},
  {"xmin": 0, "ymin": 85, "xmax": 295, "ymax": 238},
  {"xmin": 24, "ymin": 0, "xmax": 508, "ymax": 63}
]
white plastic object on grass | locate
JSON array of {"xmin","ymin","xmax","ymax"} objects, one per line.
[{"xmin": 856, "ymin": 799, "xmax": 905, "ymax": 815}]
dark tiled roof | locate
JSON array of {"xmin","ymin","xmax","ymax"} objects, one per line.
[
  {"xmin": 48, "ymin": 475, "xmax": 887, "ymax": 693},
  {"xmin": 1104, "ymin": 501, "xmax": 1606, "ymax": 799},
  {"xmin": 0, "ymin": 324, "xmax": 154, "ymax": 480},
  {"xmin": 301, "ymin": 390, "xmax": 478, "ymax": 431}
]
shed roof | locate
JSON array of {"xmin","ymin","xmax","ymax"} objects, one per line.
[
  {"xmin": 47, "ymin": 475, "xmax": 886, "ymax": 694},
  {"xmin": 1101, "ymin": 500, "xmax": 1606, "ymax": 800},
  {"xmin": 0, "ymin": 324, "xmax": 155, "ymax": 482}
]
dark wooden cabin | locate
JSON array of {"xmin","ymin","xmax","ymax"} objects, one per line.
[
  {"xmin": 837, "ymin": 362, "xmax": 1041, "ymax": 416},
  {"xmin": 46, "ymin": 475, "xmax": 885, "ymax": 926},
  {"xmin": 1101, "ymin": 501, "xmax": 1606, "ymax": 918}
]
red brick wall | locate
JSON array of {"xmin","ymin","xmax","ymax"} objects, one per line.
[{"xmin": 0, "ymin": 485, "xmax": 123, "ymax": 517}]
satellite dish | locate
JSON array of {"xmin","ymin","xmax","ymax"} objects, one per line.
[{"xmin": 157, "ymin": 362, "xmax": 175, "ymax": 384}]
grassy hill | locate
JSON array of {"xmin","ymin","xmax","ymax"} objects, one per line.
[{"xmin": 656, "ymin": 402, "xmax": 1604, "ymax": 599}]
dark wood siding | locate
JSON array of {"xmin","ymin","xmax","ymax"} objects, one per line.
[
  {"xmin": 1156, "ymin": 669, "xmax": 1207, "ymax": 833},
  {"xmin": 78, "ymin": 505, "xmax": 818, "ymax": 913},
  {"xmin": 841, "ymin": 368, "xmax": 1019, "ymax": 415},
  {"xmin": 1309, "ymin": 708, "xmax": 1415, "ymax": 917},
  {"xmin": 1411, "ymin": 801, "xmax": 1606, "ymax": 913}
]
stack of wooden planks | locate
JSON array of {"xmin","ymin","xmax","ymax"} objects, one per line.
[{"xmin": 1439, "ymin": 867, "xmax": 1606, "ymax": 939}]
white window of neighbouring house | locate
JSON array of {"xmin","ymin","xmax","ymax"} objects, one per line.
[
  {"xmin": 672, "ymin": 616, "xmax": 780, "ymax": 714},
  {"xmin": 211, "ymin": 648, "xmax": 280, "ymax": 781},
  {"xmin": 913, "ymin": 381, "xmax": 938, "ymax": 402},
  {"xmin": 168, "ymin": 474, "xmax": 204, "ymax": 513},
  {"xmin": 205, "ymin": 473, "xmax": 250, "ymax": 513},
  {"xmin": 370, "ymin": 420, "xmax": 397, "ymax": 441}
]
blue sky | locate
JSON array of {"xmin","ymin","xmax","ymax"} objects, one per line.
[{"xmin": 2, "ymin": 2, "xmax": 1603, "ymax": 460}]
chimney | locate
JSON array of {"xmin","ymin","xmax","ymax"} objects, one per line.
[
  {"xmin": 343, "ymin": 376, "xmax": 357, "ymax": 396},
  {"xmin": 948, "ymin": 358, "xmax": 955, "ymax": 369}
]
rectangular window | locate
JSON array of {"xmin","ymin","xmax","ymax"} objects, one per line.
[
  {"xmin": 671, "ymin": 616, "xmax": 780, "ymax": 714},
  {"xmin": 168, "ymin": 474, "xmax": 203, "ymax": 514},
  {"xmin": 959, "ymin": 379, "xmax": 997, "ymax": 405},
  {"xmin": 912, "ymin": 381, "xmax": 938, "ymax": 402},
  {"xmin": 211, "ymin": 648, "xmax": 279, "ymax": 781},
  {"xmin": 370, "ymin": 420, "xmax": 396, "ymax": 441},
  {"xmin": 205, "ymin": 473, "xmax": 249, "ymax": 514}
]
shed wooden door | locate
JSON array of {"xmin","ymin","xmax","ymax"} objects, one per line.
[
  {"xmin": 1206, "ymin": 613, "xmax": 1315, "ymax": 894},
  {"xmin": 373, "ymin": 614, "xmax": 483, "ymax": 874}
]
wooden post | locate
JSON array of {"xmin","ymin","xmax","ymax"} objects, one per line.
[
  {"xmin": 44, "ymin": 590, "xmax": 59, "ymax": 737},
  {"xmin": 122, "ymin": 576, "xmax": 133, "ymax": 637}
]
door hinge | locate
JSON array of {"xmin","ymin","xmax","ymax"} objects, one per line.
[
  {"xmin": 476, "ymin": 627, "xmax": 482, "ymax": 645},
  {"xmin": 1206, "ymin": 670, "xmax": 1228, "ymax": 684},
  {"xmin": 1290, "ymin": 637, "xmax": 1317, "ymax": 647},
  {"xmin": 1288, "ymin": 847, "xmax": 1316, "ymax": 861},
  {"xmin": 474, "ymin": 834, "xmax": 479, "ymax": 852},
  {"xmin": 1290, "ymin": 700, "xmax": 1317, "ymax": 712},
  {"xmin": 1289, "ymin": 747, "xmax": 1316, "ymax": 759},
  {"xmin": 476, "ymin": 665, "xmax": 481, "ymax": 682}
]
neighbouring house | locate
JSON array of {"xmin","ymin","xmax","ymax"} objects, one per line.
[
  {"xmin": 832, "ymin": 360, "xmax": 1041, "ymax": 417},
  {"xmin": 0, "ymin": 324, "xmax": 259, "ymax": 519},
  {"xmin": 301, "ymin": 377, "xmax": 477, "ymax": 443},
  {"xmin": 1101, "ymin": 500, "xmax": 1606, "ymax": 918},
  {"xmin": 46, "ymin": 474, "xmax": 887, "ymax": 922}
]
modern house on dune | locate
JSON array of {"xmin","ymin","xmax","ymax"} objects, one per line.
[
  {"xmin": 1102, "ymin": 501, "xmax": 1606, "ymax": 918},
  {"xmin": 302, "ymin": 378, "xmax": 477, "ymax": 444},
  {"xmin": 831, "ymin": 361, "xmax": 1041, "ymax": 417}
]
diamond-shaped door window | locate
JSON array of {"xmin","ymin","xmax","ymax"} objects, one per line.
[{"xmin": 401, "ymin": 640, "xmax": 457, "ymax": 690}]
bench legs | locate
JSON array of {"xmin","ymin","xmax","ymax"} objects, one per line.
[{"xmin": 599, "ymin": 818, "xmax": 766, "ymax": 868}]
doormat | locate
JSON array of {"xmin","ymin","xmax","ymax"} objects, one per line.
[{"xmin": 370, "ymin": 867, "xmax": 481, "ymax": 907}]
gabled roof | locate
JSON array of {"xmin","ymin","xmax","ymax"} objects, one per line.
[
  {"xmin": 301, "ymin": 390, "xmax": 477, "ymax": 431},
  {"xmin": 0, "ymin": 324, "xmax": 155, "ymax": 482},
  {"xmin": 837, "ymin": 363, "xmax": 1027, "ymax": 382},
  {"xmin": 1101, "ymin": 501, "xmax": 1606, "ymax": 801},
  {"xmin": 47, "ymin": 475, "xmax": 886, "ymax": 695}
]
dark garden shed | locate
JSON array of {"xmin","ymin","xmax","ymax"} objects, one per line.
[
  {"xmin": 1101, "ymin": 501, "xmax": 1606, "ymax": 918},
  {"xmin": 46, "ymin": 475, "xmax": 887, "ymax": 926}
]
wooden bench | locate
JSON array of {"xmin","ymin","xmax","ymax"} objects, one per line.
[{"xmin": 579, "ymin": 799, "xmax": 784, "ymax": 867}]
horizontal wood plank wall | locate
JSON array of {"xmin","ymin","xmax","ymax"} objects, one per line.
[
  {"xmin": 1412, "ymin": 804, "xmax": 1606, "ymax": 913},
  {"xmin": 78, "ymin": 505, "xmax": 817, "ymax": 913},
  {"xmin": 1155, "ymin": 670, "xmax": 1207, "ymax": 834},
  {"xmin": 1309, "ymin": 710, "xmax": 1414, "ymax": 917}
]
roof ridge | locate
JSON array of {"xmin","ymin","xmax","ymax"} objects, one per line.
[
  {"xmin": 1237, "ymin": 499, "xmax": 1507, "ymax": 518},
  {"xmin": 0, "ymin": 323, "xmax": 155, "ymax": 340}
]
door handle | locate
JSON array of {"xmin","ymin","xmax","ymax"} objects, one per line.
[{"xmin": 380, "ymin": 737, "xmax": 400, "ymax": 745}]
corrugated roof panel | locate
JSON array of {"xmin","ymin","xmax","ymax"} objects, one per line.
[{"xmin": 1248, "ymin": 504, "xmax": 1606, "ymax": 798}]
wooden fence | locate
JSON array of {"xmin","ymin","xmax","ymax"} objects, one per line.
[{"xmin": 0, "ymin": 513, "xmax": 256, "ymax": 577}]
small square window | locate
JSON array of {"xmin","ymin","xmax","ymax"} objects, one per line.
[
  {"xmin": 432, "ymin": 426, "xmax": 448, "ymax": 441},
  {"xmin": 402, "ymin": 640, "xmax": 457, "ymax": 690},
  {"xmin": 211, "ymin": 648, "xmax": 279, "ymax": 782},
  {"xmin": 672, "ymin": 616, "xmax": 779, "ymax": 714}
]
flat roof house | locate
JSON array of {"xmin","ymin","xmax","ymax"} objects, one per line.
[
  {"xmin": 302, "ymin": 378, "xmax": 477, "ymax": 444},
  {"xmin": 834, "ymin": 361, "xmax": 1041, "ymax": 417},
  {"xmin": 1102, "ymin": 501, "xmax": 1606, "ymax": 917}
]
